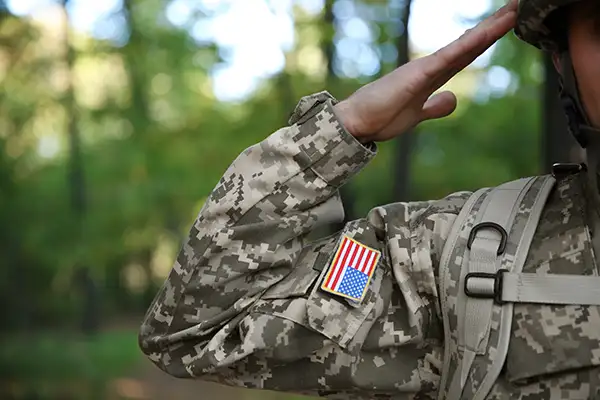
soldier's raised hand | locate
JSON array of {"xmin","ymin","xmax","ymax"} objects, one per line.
[{"xmin": 334, "ymin": 0, "xmax": 518, "ymax": 143}]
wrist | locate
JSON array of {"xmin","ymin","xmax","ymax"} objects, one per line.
[{"xmin": 333, "ymin": 101, "xmax": 372, "ymax": 144}]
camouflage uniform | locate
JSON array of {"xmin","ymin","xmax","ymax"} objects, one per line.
[{"xmin": 139, "ymin": 1, "xmax": 600, "ymax": 399}]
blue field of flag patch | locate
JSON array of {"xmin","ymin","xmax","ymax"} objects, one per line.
[{"xmin": 337, "ymin": 266, "xmax": 369, "ymax": 300}]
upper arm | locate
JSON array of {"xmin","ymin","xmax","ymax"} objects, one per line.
[
  {"xmin": 161, "ymin": 217, "xmax": 391, "ymax": 389},
  {"xmin": 163, "ymin": 193, "xmax": 470, "ymax": 397}
]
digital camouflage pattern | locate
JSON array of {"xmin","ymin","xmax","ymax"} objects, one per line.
[
  {"xmin": 439, "ymin": 173, "xmax": 600, "ymax": 399},
  {"xmin": 438, "ymin": 176, "xmax": 551, "ymax": 399},
  {"xmin": 489, "ymin": 172, "xmax": 600, "ymax": 399},
  {"xmin": 514, "ymin": 0, "xmax": 583, "ymax": 51},
  {"xmin": 139, "ymin": 92, "xmax": 600, "ymax": 398}
]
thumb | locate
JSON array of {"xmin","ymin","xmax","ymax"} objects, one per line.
[{"xmin": 420, "ymin": 91, "xmax": 458, "ymax": 122}]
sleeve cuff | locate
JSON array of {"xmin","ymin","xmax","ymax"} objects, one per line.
[{"xmin": 290, "ymin": 92, "xmax": 377, "ymax": 188}]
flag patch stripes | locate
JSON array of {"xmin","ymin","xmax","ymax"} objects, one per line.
[{"xmin": 320, "ymin": 235, "xmax": 381, "ymax": 302}]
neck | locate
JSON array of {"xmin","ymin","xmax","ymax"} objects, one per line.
[
  {"xmin": 585, "ymin": 128, "xmax": 600, "ymax": 170},
  {"xmin": 583, "ymin": 131, "xmax": 600, "ymax": 263}
]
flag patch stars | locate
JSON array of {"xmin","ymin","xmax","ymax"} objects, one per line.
[{"xmin": 321, "ymin": 235, "xmax": 381, "ymax": 303}]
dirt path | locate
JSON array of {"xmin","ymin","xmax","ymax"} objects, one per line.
[
  {"xmin": 104, "ymin": 320, "xmax": 312, "ymax": 400},
  {"xmin": 109, "ymin": 360, "xmax": 252, "ymax": 400},
  {"xmin": 110, "ymin": 358, "xmax": 310, "ymax": 400}
]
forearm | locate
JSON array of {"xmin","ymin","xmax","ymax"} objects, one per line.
[{"xmin": 139, "ymin": 94, "xmax": 376, "ymax": 368}]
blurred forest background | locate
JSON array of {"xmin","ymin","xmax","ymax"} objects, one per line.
[{"xmin": 0, "ymin": 0, "xmax": 578, "ymax": 398}]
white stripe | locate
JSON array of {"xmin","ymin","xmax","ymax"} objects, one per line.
[
  {"xmin": 357, "ymin": 248, "xmax": 370, "ymax": 273},
  {"xmin": 334, "ymin": 242, "xmax": 357, "ymax": 291},
  {"xmin": 364, "ymin": 251, "xmax": 376, "ymax": 275},
  {"xmin": 327, "ymin": 238, "xmax": 351, "ymax": 289}
]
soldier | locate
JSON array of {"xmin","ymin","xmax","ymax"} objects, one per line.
[{"xmin": 139, "ymin": 0, "xmax": 600, "ymax": 398}]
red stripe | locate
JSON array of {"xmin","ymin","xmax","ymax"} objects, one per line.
[
  {"xmin": 331, "ymin": 242, "xmax": 357, "ymax": 290},
  {"xmin": 353, "ymin": 246, "xmax": 366, "ymax": 273},
  {"xmin": 333, "ymin": 244, "xmax": 363, "ymax": 290},
  {"xmin": 361, "ymin": 251, "xmax": 370, "ymax": 275},
  {"xmin": 325, "ymin": 237, "xmax": 349, "ymax": 288},
  {"xmin": 364, "ymin": 251, "xmax": 376, "ymax": 275},
  {"xmin": 357, "ymin": 248, "xmax": 369, "ymax": 273},
  {"xmin": 328, "ymin": 242, "xmax": 350, "ymax": 289}
]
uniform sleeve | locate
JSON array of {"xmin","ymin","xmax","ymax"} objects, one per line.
[{"xmin": 138, "ymin": 92, "xmax": 471, "ymax": 399}]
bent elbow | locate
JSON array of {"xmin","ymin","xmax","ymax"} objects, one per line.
[{"xmin": 137, "ymin": 321, "xmax": 194, "ymax": 379}]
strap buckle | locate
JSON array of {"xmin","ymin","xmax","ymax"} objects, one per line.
[
  {"xmin": 467, "ymin": 222, "xmax": 508, "ymax": 255},
  {"xmin": 551, "ymin": 163, "xmax": 584, "ymax": 178},
  {"xmin": 464, "ymin": 269, "xmax": 508, "ymax": 305}
]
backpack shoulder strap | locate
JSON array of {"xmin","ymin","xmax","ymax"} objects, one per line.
[{"xmin": 437, "ymin": 175, "xmax": 556, "ymax": 400}]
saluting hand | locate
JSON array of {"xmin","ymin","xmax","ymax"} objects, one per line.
[{"xmin": 334, "ymin": 0, "xmax": 518, "ymax": 143}]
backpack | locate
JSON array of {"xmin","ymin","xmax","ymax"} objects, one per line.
[{"xmin": 437, "ymin": 170, "xmax": 600, "ymax": 399}]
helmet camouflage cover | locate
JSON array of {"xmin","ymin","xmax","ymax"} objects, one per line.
[{"xmin": 515, "ymin": 0, "xmax": 583, "ymax": 51}]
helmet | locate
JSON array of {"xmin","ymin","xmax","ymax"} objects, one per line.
[
  {"xmin": 515, "ymin": 0, "xmax": 600, "ymax": 151},
  {"xmin": 514, "ymin": 0, "xmax": 582, "ymax": 51}
]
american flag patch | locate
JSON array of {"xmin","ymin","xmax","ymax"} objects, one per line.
[{"xmin": 320, "ymin": 235, "xmax": 381, "ymax": 302}]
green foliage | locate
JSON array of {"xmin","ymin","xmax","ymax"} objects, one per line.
[
  {"xmin": 0, "ymin": 0, "xmax": 545, "ymax": 332},
  {"xmin": 0, "ymin": 330, "xmax": 140, "ymax": 399},
  {"xmin": 0, "ymin": 0, "xmax": 550, "ymax": 397}
]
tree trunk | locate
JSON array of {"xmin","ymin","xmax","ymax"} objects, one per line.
[
  {"xmin": 123, "ymin": 0, "xmax": 151, "ymax": 136},
  {"xmin": 321, "ymin": 0, "xmax": 357, "ymax": 226},
  {"xmin": 61, "ymin": 0, "xmax": 98, "ymax": 334},
  {"xmin": 324, "ymin": 0, "xmax": 335, "ymax": 81},
  {"xmin": 0, "ymin": 7, "xmax": 31, "ymax": 331},
  {"xmin": 542, "ymin": 52, "xmax": 580, "ymax": 173},
  {"xmin": 393, "ymin": 0, "xmax": 414, "ymax": 201},
  {"xmin": 277, "ymin": 67, "xmax": 295, "ymax": 126}
]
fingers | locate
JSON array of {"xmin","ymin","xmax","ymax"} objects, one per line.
[
  {"xmin": 375, "ymin": 91, "xmax": 458, "ymax": 139},
  {"xmin": 421, "ymin": 12, "xmax": 515, "ymax": 94},
  {"xmin": 420, "ymin": 91, "xmax": 458, "ymax": 122},
  {"xmin": 343, "ymin": 1, "xmax": 517, "ymax": 141},
  {"xmin": 417, "ymin": 1, "xmax": 517, "ymax": 86},
  {"xmin": 432, "ymin": 12, "xmax": 516, "ymax": 72}
]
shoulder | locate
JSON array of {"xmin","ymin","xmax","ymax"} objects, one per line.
[{"xmin": 364, "ymin": 190, "xmax": 474, "ymax": 236}]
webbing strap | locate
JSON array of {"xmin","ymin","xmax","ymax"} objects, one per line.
[
  {"xmin": 465, "ymin": 272, "xmax": 600, "ymax": 306},
  {"xmin": 438, "ymin": 187, "xmax": 488, "ymax": 400},
  {"xmin": 584, "ymin": 135, "xmax": 600, "ymax": 278},
  {"xmin": 438, "ymin": 175, "xmax": 557, "ymax": 400},
  {"xmin": 447, "ymin": 178, "xmax": 535, "ymax": 399}
]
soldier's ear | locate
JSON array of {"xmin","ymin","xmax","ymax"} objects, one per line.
[{"xmin": 552, "ymin": 52, "xmax": 562, "ymax": 75}]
